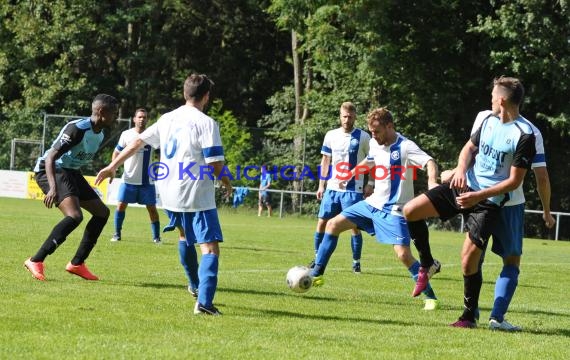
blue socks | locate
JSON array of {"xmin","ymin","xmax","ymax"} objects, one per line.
[
  {"xmin": 314, "ymin": 232, "xmax": 324, "ymax": 255},
  {"xmin": 311, "ymin": 233, "xmax": 338, "ymax": 277},
  {"xmin": 198, "ymin": 254, "xmax": 218, "ymax": 307},
  {"xmin": 151, "ymin": 221, "xmax": 160, "ymax": 240},
  {"xmin": 409, "ymin": 261, "xmax": 437, "ymax": 299},
  {"xmin": 351, "ymin": 234, "xmax": 363, "ymax": 261},
  {"xmin": 490, "ymin": 265, "xmax": 520, "ymax": 322},
  {"xmin": 114, "ymin": 210, "xmax": 125, "ymax": 235},
  {"xmin": 178, "ymin": 240, "xmax": 199, "ymax": 291}
]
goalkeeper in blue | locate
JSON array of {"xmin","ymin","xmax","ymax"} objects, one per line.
[{"xmin": 310, "ymin": 107, "xmax": 441, "ymax": 310}]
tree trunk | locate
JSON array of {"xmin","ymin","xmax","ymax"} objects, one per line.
[{"xmin": 291, "ymin": 30, "xmax": 311, "ymax": 213}]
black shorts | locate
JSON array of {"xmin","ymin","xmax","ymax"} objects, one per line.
[
  {"xmin": 424, "ymin": 183, "xmax": 500, "ymax": 249},
  {"xmin": 35, "ymin": 168, "xmax": 100, "ymax": 206}
]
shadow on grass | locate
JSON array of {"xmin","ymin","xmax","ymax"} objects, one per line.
[
  {"xmin": 523, "ymin": 328, "xmax": 570, "ymax": 337},
  {"xmin": 218, "ymin": 286, "xmax": 340, "ymax": 302},
  {"xmin": 223, "ymin": 245, "xmax": 298, "ymax": 254},
  {"xmin": 230, "ymin": 305, "xmax": 413, "ymax": 326},
  {"xmin": 515, "ymin": 308, "xmax": 570, "ymax": 318},
  {"xmin": 137, "ymin": 282, "xmax": 183, "ymax": 290}
]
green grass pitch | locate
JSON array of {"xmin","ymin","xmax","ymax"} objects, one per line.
[{"xmin": 1, "ymin": 198, "xmax": 569, "ymax": 359}]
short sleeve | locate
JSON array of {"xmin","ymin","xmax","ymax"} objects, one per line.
[
  {"xmin": 139, "ymin": 122, "xmax": 161, "ymax": 149},
  {"xmin": 404, "ymin": 140, "xmax": 433, "ymax": 168},
  {"xmin": 513, "ymin": 133, "xmax": 536, "ymax": 169},
  {"xmin": 201, "ymin": 118, "xmax": 224, "ymax": 163},
  {"xmin": 52, "ymin": 123, "xmax": 83, "ymax": 153},
  {"xmin": 321, "ymin": 131, "xmax": 332, "ymax": 156}
]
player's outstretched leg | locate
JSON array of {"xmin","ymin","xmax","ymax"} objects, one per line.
[{"xmin": 310, "ymin": 233, "xmax": 339, "ymax": 287}]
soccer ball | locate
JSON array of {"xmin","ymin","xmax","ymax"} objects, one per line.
[{"xmin": 286, "ymin": 266, "xmax": 313, "ymax": 293}]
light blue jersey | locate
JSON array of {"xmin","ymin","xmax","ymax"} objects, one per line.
[
  {"xmin": 260, "ymin": 172, "xmax": 272, "ymax": 196},
  {"xmin": 467, "ymin": 115, "xmax": 535, "ymax": 206},
  {"xmin": 470, "ymin": 110, "xmax": 546, "ymax": 206},
  {"xmin": 34, "ymin": 118, "xmax": 104, "ymax": 172}
]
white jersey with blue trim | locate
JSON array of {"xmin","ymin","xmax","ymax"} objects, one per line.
[
  {"xmin": 365, "ymin": 133, "xmax": 433, "ymax": 212},
  {"xmin": 116, "ymin": 128, "xmax": 154, "ymax": 185},
  {"xmin": 139, "ymin": 105, "xmax": 224, "ymax": 212},
  {"xmin": 467, "ymin": 112, "xmax": 535, "ymax": 206},
  {"xmin": 34, "ymin": 118, "xmax": 103, "ymax": 172},
  {"xmin": 470, "ymin": 110, "xmax": 546, "ymax": 206},
  {"xmin": 321, "ymin": 127, "xmax": 370, "ymax": 193}
]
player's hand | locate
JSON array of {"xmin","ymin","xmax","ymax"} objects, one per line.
[
  {"xmin": 338, "ymin": 181, "xmax": 347, "ymax": 190},
  {"xmin": 43, "ymin": 188, "xmax": 57, "ymax": 208},
  {"xmin": 455, "ymin": 191, "xmax": 481, "ymax": 209},
  {"xmin": 222, "ymin": 182, "xmax": 233, "ymax": 201},
  {"xmin": 363, "ymin": 184, "xmax": 374, "ymax": 198},
  {"xmin": 95, "ymin": 167, "xmax": 115, "ymax": 186},
  {"xmin": 316, "ymin": 187, "xmax": 325, "ymax": 201},
  {"xmin": 450, "ymin": 172, "xmax": 468, "ymax": 192},
  {"xmin": 543, "ymin": 213, "xmax": 556, "ymax": 229}
]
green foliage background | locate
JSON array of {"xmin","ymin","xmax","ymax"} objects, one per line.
[{"xmin": 1, "ymin": 0, "xmax": 568, "ymax": 238}]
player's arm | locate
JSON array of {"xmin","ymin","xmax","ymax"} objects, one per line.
[
  {"xmin": 456, "ymin": 166, "xmax": 528, "ymax": 208},
  {"xmin": 425, "ymin": 159, "xmax": 439, "ymax": 190},
  {"xmin": 317, "ymin": 154, "xmax": 331, "ymax": 200},
  {"xmin": 95, "ymin": 138, "xmax": 146, "ymax": 185},
  {"xmin": 42, "ymin": 149, "xmax": 61, "ymax": 209},
  {"xmin": 211, "ymin": 161, "xmax": 233, "ymax": 197},
  {"xmin": 534, "ymin": 167, "xmax": 555, "ymax": 228},
  {"xmin": 111, "ymin": 148, "xmax": 121, "ymax": 161},
  {"xmin": 451, "ymin": 139, "xmax": 478, "ymax": 191},
  {"xmin": 43, "ymin": 124, "xmax": 83, "ymax": 208},
  {"xmin": 260, "ymin": 175, "xmax": 271, "ymax": 191},
  {"xmin": 457, "ymin": 134, "xmax": 536, "ymax": 208}
]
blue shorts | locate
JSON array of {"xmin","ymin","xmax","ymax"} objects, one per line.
[
  {"xmin": 341, "ymin": 201, "xmax": 410, "ymax": 246},
  {"xmin": 117, "ymin": 183, "xmax": 157, "ymax": 205},
  {"xmin": 490, "ymin": 204, "xmax": 524, "ymax": 257},
  {"xmin": 163, "ymin": 209, "xmax": 223, "ymax": 245},
  {"xmin": 318, "ymin": 189, "xmax": 363, "ymax": 219}
]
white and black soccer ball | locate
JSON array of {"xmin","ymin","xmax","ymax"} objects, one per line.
[{"xmin": 286, "ymin": 265, "xmax": 312, "ymax": 293}]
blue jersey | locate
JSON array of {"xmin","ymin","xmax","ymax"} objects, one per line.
[
  {"xmin": 34, "ymin": 118, "xmax": 104, "ymax": 172},
  {"xmin": 260, "ymin": 173, "xmax": 272, "ymax": 195},
  {"xmin": 467, "ymin": 115, "xmax": 535, "ymax": 206}
]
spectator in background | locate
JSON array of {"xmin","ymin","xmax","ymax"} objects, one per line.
[{"xmin": 258, "ymin": 165, "xmax": 273, "ymax": 217}]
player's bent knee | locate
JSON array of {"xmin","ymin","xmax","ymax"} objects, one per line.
[
  {"xmin": 70, "ymin": 212, "xmax": 84, "ymax": 223},
  {"xmin": 402, "ymin": 203, "xmax": 415, "ymax": 220},
  {"xmin": 326, "ymin": 215, "xmax": 351, "ymax": 235},
  {"xmin": 100, "ymin": 206, "xmax": 111, "ymax": 219}
]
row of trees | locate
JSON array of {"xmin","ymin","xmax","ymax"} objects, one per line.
[{"xmin": 1, "ymin": 1, "xmax": 568, "ymax": 238}]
